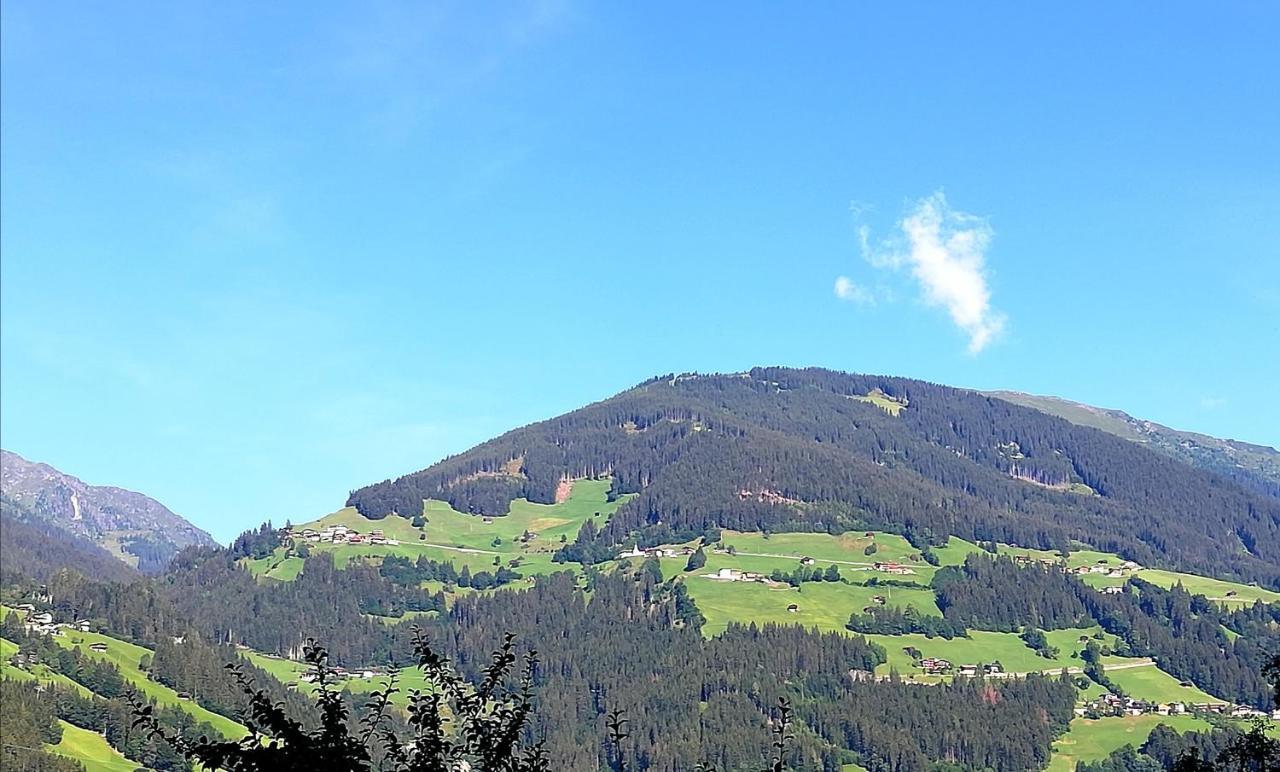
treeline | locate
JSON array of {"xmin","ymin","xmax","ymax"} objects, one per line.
[
  {"xmin": 378, "ymin": 554, "xmax": 521, "ymax": 590},
  {"xmin": 157, "ymin": 549, "xmax": 444, "ymax": 663},
  {"xmin": 768, "ymin": 563, "xmax": 844, "ymax": 586},
  {"xmin": 346, "ymin": 367, "xmax": 1280, "ymax": 589},
  {"xmin": 933, "ymin": 553, "xmax": 1093, "ymax": 631},
  {"xmin": 229, "ymin": 521, "xmax": 282, "ymax": 560},
  {"xmin": 805, "ymin": 673, "xmax": 1077, "ymax": 771},
  {"xmin": 0, "ymin": 678, "xmax": 82, "ymax": 772},
  {"xmin": 846, "ymin": 605, "xmax": 968, "ymax": 639}
]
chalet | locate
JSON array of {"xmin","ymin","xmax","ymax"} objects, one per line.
[
  {"xmin": 177, "ymin": 692, "xmax": 192, "ymax": 700},
  {"xmin": 681, "ymin": 547, "xmax": 695, "ymax": 556},
  {"xmin": 984, "ymin": 662, "xmax": 1003, "ymax": 675},
  {"xmin": 920, "ymin": 657, "xmax": 951, "ymax": 674},
  {"xmin": 482, "ymin": 517, "xmax": 495, "ymax": 524},
  {"xmin": 89, "ymin": 643, "xmax": 109, "ymax": 652},
  {"xmin": 15, "ymin": 603, "xmax": 36, "ymax": 612},
  {"xmin": 871, "ymin": 595, "xmax": 887, "ymax": 605},
  {"xmin": 618, "ymin": 545, "xmax": 646, "ymax": 559},
  {"xmin": 1013, "ymin": 555, "xmax": 1032, "ymax": 565},
  {"xmin": 1121, "ymin": 560, "xmax": 1140, "ymax": 570},
  {"xmin": 800, "ymin": 557, "xmax": 816, "ymax": 566},
  {"xmin": 1073, "ymin": 566, "xmax": 1092, "ymax": 575},
  {"xmin": 957, "ymin": 664, "xmax": 978, "ymax": 677},
  {"xmin": 1107, "ymin": 570, "xmax": 1125, "ymax": 578},
  {"xmin": 74, "ymin": 620, "xmax": 91, "ymax": 632},
  {"xmin": 347, "ymin": 534, "xmax": 366, "ymax": 544},
  {"xmin": 715, "ymin": 568, "xmax": 742, "ymax": 581},
  {"xmin": 786, "ymin": 604, "xmax": 799, "ymax": 613},
  {"xmin": 28, "ymin": 612, "xmax": 54, "ymax": 626},
  {"xmin": 172, "ymin": 636, "xmax": 186, "ymax": 644},
  {"xmin": 1102, "ymin": 586, "xmax": 1124, "ymax": 595}
]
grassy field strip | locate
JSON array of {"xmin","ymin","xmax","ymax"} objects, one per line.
[
  {"xmin": 242, "ymin": 650, "xmax": 436, "ymax": 708},
  {"xmin": 1047, "ymin": 714, "xmax": 1212, "ymax": 771},
  {"xmin": 728, "ymin": 549, "xmax": 876, "ymax": 567},
  {"xmin": 46, "ymin": 720, "xmax": 141, "ymax": 772},
  {"xmin": 55, "ymin": 630, "xmax": 249, "ymax": 739}
]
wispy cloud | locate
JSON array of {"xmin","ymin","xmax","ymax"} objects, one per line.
[
  {"xmin": 850, "ymin": 192, "xmax": 1007, "ymax": 354},
  {"xmin": 834, "ymin": 276, "xmax": 874, "ymax": 305}
]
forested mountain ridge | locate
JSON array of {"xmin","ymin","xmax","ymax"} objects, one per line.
[
  {"xmin": 0, "ymin": 449, "xmax": 216, "ymax": 573},
  {"xmin": 0, "ymin": 495, "xmax": 141, "ymax": 584},
  {"xmin": 349, "ymin": 367, "xmax": 1280, "ymax": 589},
  {"xmin": 986, "ymin": 390, "xmax": 1280, "ymax": 497}
]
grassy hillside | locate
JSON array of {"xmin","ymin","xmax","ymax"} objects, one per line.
[
  {"xmin": 247, "ymin": 479, "xmax": 633, "ymax": 589},
  {"xmin": 1047, "ymin": 714, "xmax": 1213, "ymax": 771},
  {"xmin": 343, "ymin": 368, "xmax": 1280, "ymax": 590},
  {"xmin": 54, "ymin": 629, "xmax": 248, "ymax": 739},
  {"xmin": 46, "ymin": 720, "xmax": 140, "ymax": 772}
]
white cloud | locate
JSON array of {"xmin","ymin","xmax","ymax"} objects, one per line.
[
  {"xmin": 1200, "ymin": 396, "xmax": 1227, "ymax": 409},
  {"xmin": 856, "ymin": 192, "xmax": 1007, "ymax": 354},
  {"xmin": 834, "ymin": 276, "xmax": 874, "ymax": 305}
]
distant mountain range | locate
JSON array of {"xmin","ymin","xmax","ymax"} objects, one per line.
[
  {"xmin": 986, "ymin": 391, "xmax": 1280, "ymax": 497},
  {"xmin": 0, "ymin": 449, "xmax": 216, "ymax": 575}
]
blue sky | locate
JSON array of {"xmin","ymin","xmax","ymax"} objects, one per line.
[{"xmin": 3, "ymin": 3, "xmax": 1277, "ymax": 542}]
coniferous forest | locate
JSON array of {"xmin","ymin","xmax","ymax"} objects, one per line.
[{"xmin": 3, "ymin": 368, "xmax": 1278, "ymax": 771}]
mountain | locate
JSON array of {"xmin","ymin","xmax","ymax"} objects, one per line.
[
  {"xmin": 0, "ymin": 496, "xmax": 141, "ymax": 583},
  {"xmin": 986, "ymin": 391, "xmax": 1280, "ymax": 497},
  {"xmin": 0, "ymin": 449, "xmax": 217, "ymax": 573},
  {"xmin": 349, "ymin": 367, "xmax": 1280, "ymax": 589}
]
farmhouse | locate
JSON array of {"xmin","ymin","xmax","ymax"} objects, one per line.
[
  {"xmin": 873, "ymin": 561, "xmax": 915, "ymax": 575},
  {"xmin": 89, "ymin": 642, "xmax": 109, "ymax": 652}
]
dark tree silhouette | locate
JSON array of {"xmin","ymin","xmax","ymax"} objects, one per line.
[{"xmin": 130, "ymin": 632, "xmax": 549, "ymax": 772}]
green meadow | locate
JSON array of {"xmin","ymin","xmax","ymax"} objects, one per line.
[
  {"xmin": 249, "ymin": 478, "xmax": 633, "ymax": 586},
  {"xmin": 242, "ymin": 649, "xmax": 435, "ymax": 708},
  {"xmin": 56, "ymin": 630, "xmax": 248, "ymax": 739},
  {"xmin": 1100, "ymin": 659, "xmax": 1225, "ymax": 705},
  {"xmin": 868, "ymin": 628, "xmax": 1114, "ymax": 677},
  {"xmin": 1047, "ymin": 714, "xmax": 1212, "ymax": 771},
  {"xmin": 46, "ymin": 720, "xmax": 140, "ymax": 772}
]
